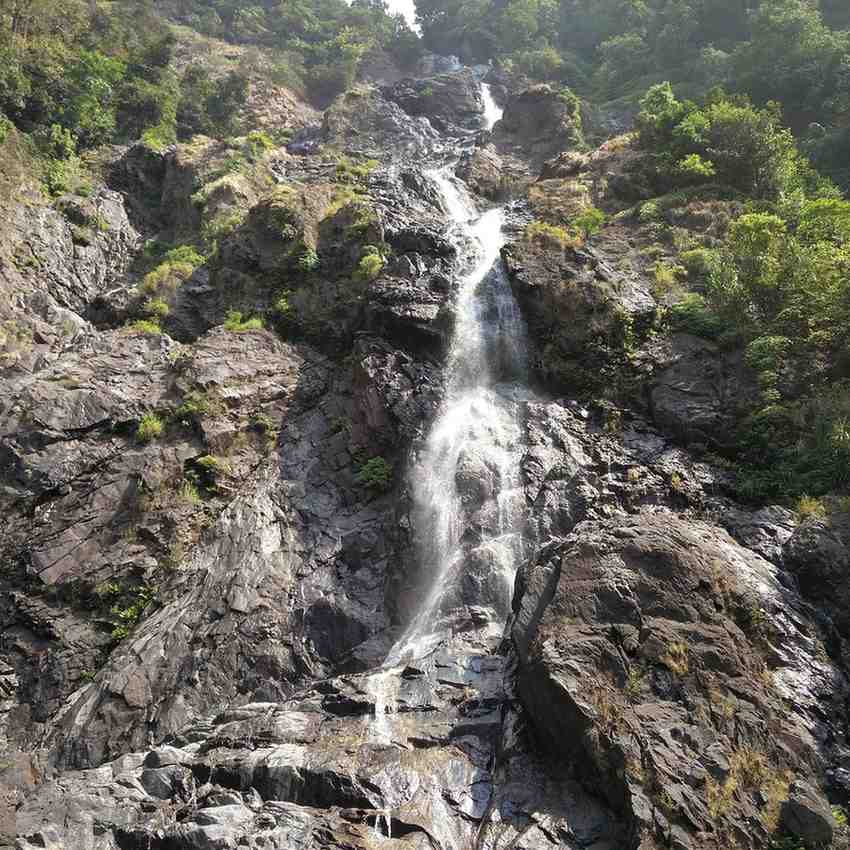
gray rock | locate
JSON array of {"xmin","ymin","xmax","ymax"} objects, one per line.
[{"xmin": 781, "ymin": 780, "xmax": 836, "ymax": 846}]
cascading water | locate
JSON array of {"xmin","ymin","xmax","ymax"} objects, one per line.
[
  {"xmin": 481, "ymin": 82, "xmax": 503, "ymax": 130},
  {"xmin": 363, "ymin": 87, "xmax": 525, "ymax": 843}
]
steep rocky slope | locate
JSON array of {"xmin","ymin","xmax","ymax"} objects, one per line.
[{"xmin": 4, "ymin": 63, "xmax": 850, "ymax": 850}]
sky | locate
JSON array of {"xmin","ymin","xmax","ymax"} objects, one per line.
[{"xmin": 385, "ymin": 0, "xmax": 420, "ymax": 32}]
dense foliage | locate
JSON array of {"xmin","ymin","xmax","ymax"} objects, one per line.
[
  {"xmin": 165, "ymin": 0, "xmax": 421, "ymax": 102},
  {"xmin": 0, "ymin": 0, "xmax": 420, "ymax": 169},
  {"xmin": 634, "ymin": 84, "xmax": 850, "ymax": 500},
  {"xmin": 414, "ymin": 0, "xmax": 850, "ymax": 186}
]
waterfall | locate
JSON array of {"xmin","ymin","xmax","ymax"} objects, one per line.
[
  {"xmin": 385, "ymin": 167, "xmax": 529, "ymax": 668},
  {"xmin": 363, "ymin": 85, "xmax": 528, "ymax": 804},
  {"xmin": 481, "ymin": 83, "xmax": 503, "ymax": 131}
]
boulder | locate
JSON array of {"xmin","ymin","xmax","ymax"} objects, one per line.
[
  {"xmin": 455, "ymin": 144, "xmax": 504, "ymax": 199},
  {"xmin": 780, "ymin": 780, "xmax": 836, "ymax": 846},
  {"xmin": 496, "ymin": 84, "xmax": 583, "ymax": 160},
  {"xmin": 383, "ymin": 69, "xmax": 485, "ymax": 132},
  {"xmin": 510, "ymin": 510, "xmax": 846, "ymax": 850}
]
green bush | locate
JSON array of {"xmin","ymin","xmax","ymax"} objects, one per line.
[
  {"xmin": 572, "ymin": 206, "xmax": 606, "ymax": 238},
  {"xmin": 223, "ymin": 310, "xmax": 263, "ymax": 332},
  {"xmin": 355, "ymin": 456, "xmax": 393, "ymax": 492},
  {"xmin": 354, "ymin": 247, "xmax": 385, "ymax": 282},
  {"xmin": 297, "ymin": 247, "xmax": 320, "ymax": 272},
  {"xmin": 524, "ymin": 220, "xmax": 578, "ymax": 249},
  {"xmin": 127, "ymin": 319, "xmax": 162, "ymax": 335},
  {"xmin": 142, "ymin": 297, "xmax": 169, "ymax": 320},
  {"xmin": 667, "ymin": 293, "xmax": 724, "ymax": 339},
  {"xmin": 136, "ymin": 413, "xmax": 164, "ymax": 442}
]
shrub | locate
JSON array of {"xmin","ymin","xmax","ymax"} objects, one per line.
[
  {"xmin": 274, "ymin": 290, "xmax": 293, "ymax": 315},
  {"xmin": 355, "ymin": 456, "xmax": 393, "ymax": 492},
  {"xmin": 667, "ymin": 293, "xmax": 724, "ymax": 339},
  {"xmin": 127, "ymin": 319, "xmax": 162, "ymax": 335},
  {"xmin": 136, "ymin": 413, "xmax": 163, "ymax": 443},
  {"xmin": 246, "ymin": 129, "xmax": 275, "ymax": 160},
  {"xmin": 297, "ymin": 247, "xmax": 320, "ymax": 272},
  {"xmin": 142, "ymin": 297, "xmax": 169, "ymax": 320},
  {"xmin": 354, "ymin": 247, "xmax": 384, "ymax": 282},
  {"xmin": 572, "ymin": 206, "xmax": 606, "ymax": 238},
  {"xmin": 176, "ymin": 391, "xmax": 216, "ymax": 423},
  {"xmin": 335, "ymin": 155, "xmax": 378, "ymax": 183},
  {"xmin": 680, "ymin": 247, "xmax": 716, "ymax": 278},
  {"xmin": 638, "ymin": 201, "xmax": 661, "ymax": 223},
  {"xmin": 524, "ymin": 220, "xmax": 577, "ymax": 249},
  {"xmin": 0, "ymin": 114, "xmax": 12, "ymax": 144},
  {"xmin": 223, "ymin": 310, "xmax": 263, "ymax": 332},
  {"xmin": 109, "ymin": 584, "xmax": 156, "ymax": 642},
  {"xmin": 796, "ymin": 495, "xmax": 827, "ymax": 519}
]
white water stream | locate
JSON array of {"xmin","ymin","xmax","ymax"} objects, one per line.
[{"xmin": 364, "ymin": 90, "xmax": 520, "ymax": 838}]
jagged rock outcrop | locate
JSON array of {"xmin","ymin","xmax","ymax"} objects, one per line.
[
  {"xmin": 502, "ymin": 231, "xmax": 656, "ymax": 392},
  {"xmin": 455, "ymin": 143, "xmax": 505, "ymax": 199},
  {"xmin": 495, "ymin": 84, "xmax": 584, "ymax": 160},
  {"xmin": 383, "ymin": 69, "xmax": 485, "ymax": 132},
  {"xmin": 322, "ymin": 86, "xmax": 440, "ymax": 158},
  {"xmin": 510, "ymin": 509, "xmax": 846, "ymax": 850}
]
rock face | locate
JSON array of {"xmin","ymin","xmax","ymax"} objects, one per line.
[
  {"xmin": 502, "ymin": 231, "xmax": 657, "ymax": 393},
  {"xmin": 649, "ymin": 333, "xmax": 755, "ymax": 449},
  {"xmin": 6, "ymin": 65, "xmax": 850, "ymax": 850},
  {"xmin": 383, "ymin": 69, "xmax": 485, "ymax": 132},
  {"xmin": 455, "ymin": 144, "xmax": 505, "ymax": 199},
  {"xmin": 510, "ymin": 510, "xmax": 846, "ymax": 850},
  {"xmin": 784, "ymin": 514, "xmax": 850, "ymax": 648},
  {"xmin": 495, "ymin": 84, "xmax": 584, "ymax": 160}
]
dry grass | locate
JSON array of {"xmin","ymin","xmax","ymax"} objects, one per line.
[{"xmin": 660, "ymin": 641, "xmax": 689, "ymax": 675}]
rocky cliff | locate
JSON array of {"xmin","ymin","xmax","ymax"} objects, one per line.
[{"xmin": 3, "ymin": 63, "xmax": 850, "ymax": 850}]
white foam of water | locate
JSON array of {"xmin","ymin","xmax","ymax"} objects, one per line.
[
  {"xmin": 481, "ymin": 83, "xmax": 503, "ymax": 131},
  {"xmin": 365, "ymin": 87, "xmax": 529, "ymax": 758}
]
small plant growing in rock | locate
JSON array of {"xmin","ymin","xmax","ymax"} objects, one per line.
[
  {"xmin": 175, "ymin": 390, "xmax": 215, "ymax": 424},
  {"xmin": 660, "ymin": 641, "xmax": 689, "ymax": 675},
  {"xmin": 223, "ymin": 310, "xmax": 263, "ymax": 332},
  {"xmin": 250, "ymin": 412, "xmax": 276, "ymax": 435},
  {"xmin": 572, "ymin": 206, "xmax": 606, "ymax": 238},
  {"xmin": 274, "ymin": 290, "xmax": 293, "ymax": 315},
  {"xmin": 795, "ymin": 494, "xmax": 826, "ymax": 519},
  {"xmin": 355, "ymin": 456, "xmax": 393, "ymax": 492},
  {"xmin": 354, "ymin": 247, "xmax": 385, "ymax": 282},
  {"xmin": 246, "ymin": 129, "xmax": 275, "ymax": 160},
  {"xmin": 177, "ymin": 480, "xmax": 201, "ymax": 505},
  {"xmin": 297, "ymin": 247, "xmax": 320, "ymax": 272},
  {"xmin": 524, "ymin": 220, "xmax": 578, "ymax": 250},
  {"xmin": 126, "ymin": 318, "xmax": 162, "ymax": 335},
  {"xmin": 109, "ymin": 584, "xmax": 156, "ymax": 642},
  {"xmin": 624, "ymin": 668, "xmax": 643, "ymax": 702},
  {"xmin": 143, "ymin": 297, "xmax": 170, "ymax": 320},
  {"xmin": 136, "ymin": 413, "xmax": 164, "ymax": 443},
  {"xmin": 638, "ymin": 200, "xmax": 661, "ymax": 223}
]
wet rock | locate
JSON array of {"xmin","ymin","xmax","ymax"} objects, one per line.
[
  {"xmin": 784, "ymin": 514, "xmax": 850, "ymax": 640},
  {"xmin": 384, "ymin": 69, "xmax": 485, "ymax": 133},
  {"xmin": 455, "ymin": 144, "xmax": 504, "ymax": 200}
]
